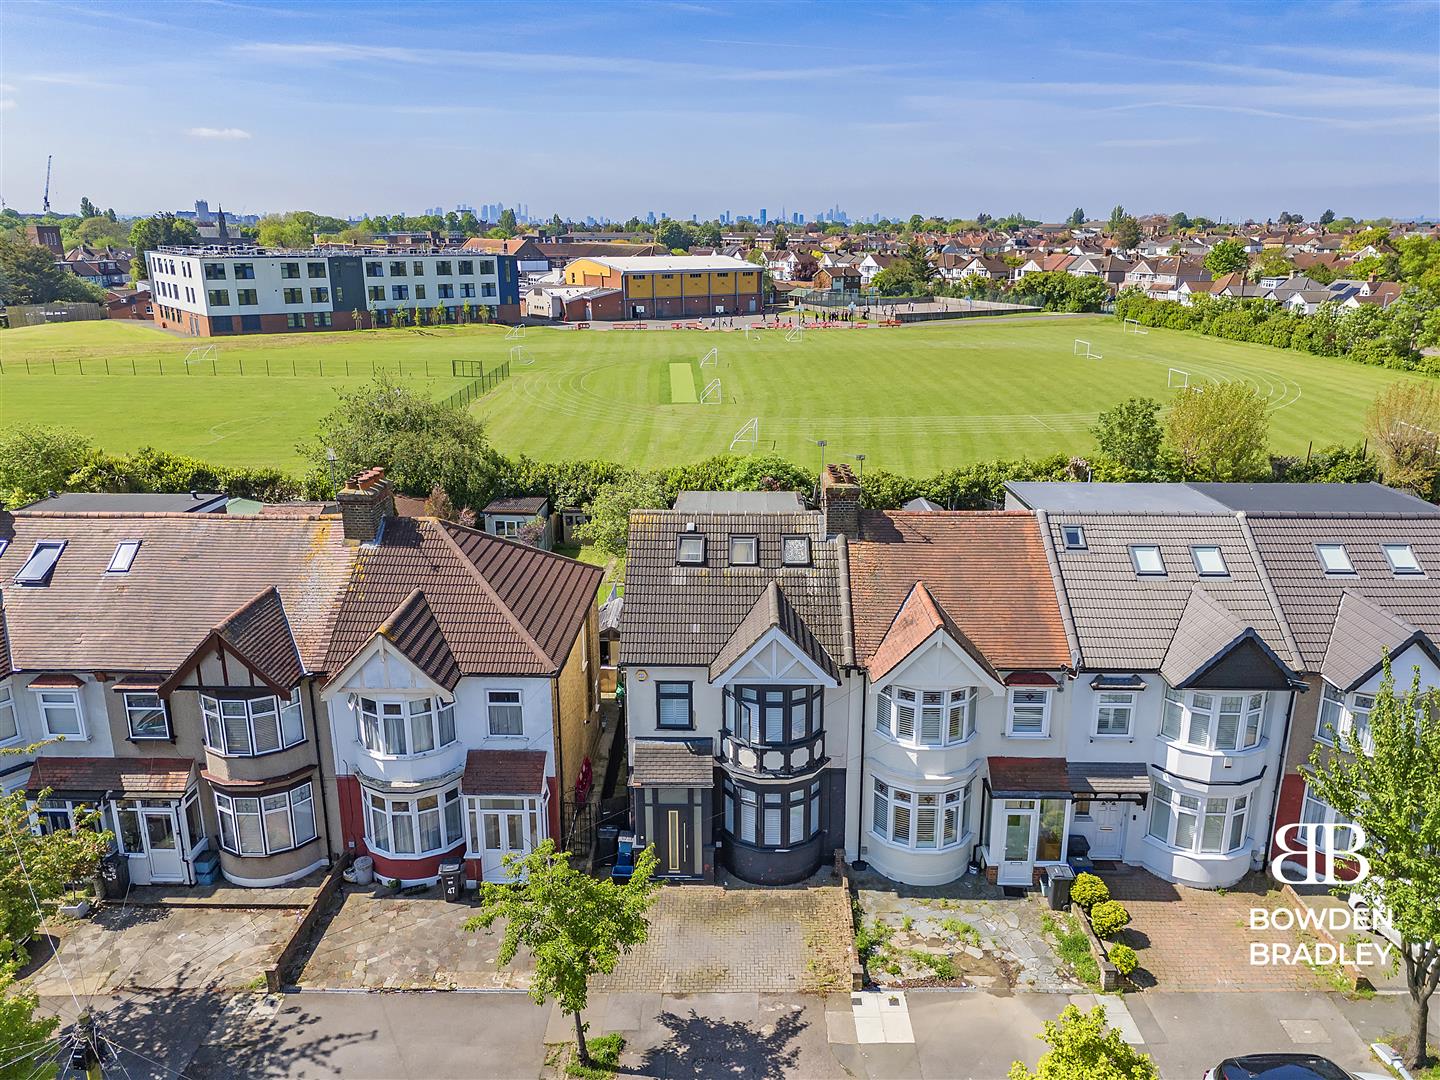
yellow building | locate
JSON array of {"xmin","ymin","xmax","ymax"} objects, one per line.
[{"xmin": 562, "ymin": 254, "xmax": 763, "ymax": 319}]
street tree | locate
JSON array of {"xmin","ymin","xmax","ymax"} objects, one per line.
[
  {"xmin": 127, "ymin": 213, "xmax": 200, "ymax": 280},
  {"xmin": 1091, "ymin": 397, "xmax": 1162, "ymax": 474},
  {"xmin": 465, "ymin": 840, "xmax": 659, "ymax": 1068},
  {"xmin": 1107, "ymin": 205, "xmax": 1128, "ymax": 232},
  {"xmin": 0, "ymin": 963, "xmax": 60, "ymax": 1080},
  {"xmin": 1009, "ymin": 1003, "xmax": 1158, "ymax": 1080},
  {"xmin": 1112, "ymin": 216, "xmax": 1141, "ymax": 251},
  {"xmin": 1165, "ymin": 382, "xmax": 1269, "ymax": 481},
  {"xmin": 1204, "ymin": 238, "xmax": 1249, "ymax": 277},
  {"xmin": 1303, "ymin": 659, "xmax": 1440, "ymax": 1070},
  {"xmin": 1365, "ymin": 382, "xmax": 1440, "ymax": 498},
  {"xmin": 0, "ymin": 236, "xmax": 104, "ymax": 305},
  {"xmin": 573, "ymin": 474, "xmax": 670, "ymax": 555}
]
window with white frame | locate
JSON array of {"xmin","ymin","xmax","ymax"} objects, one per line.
[
  {"xmin": 358, "ymin": 695, "xmax": 457, "ymax": 755},
  {"xmin": 1007, "ymin": 689, "xmax": 1050, "ymax": 737},
  {"xmin": 35, "ymin": 689, "xmax": 85, "ymax": 738},
  {"xmin": 871, "ymin": 777, "xmax": 973, "ymax": 850},
  {"xmin": 123, "ymin": 693, "xmax": 169, "ymax": 739},
  {"xmin": 1299, "ymin": 785, "xmax": 1356, "ymax": 852},
  {"xmin": 1147, "ymin": 782, "xmax": 1249, "ymax": 854},
  {"xmin": 1315, "ymin": 683, "xmax": 1373, "ymax": 753},
  {"xmin": 201, "ymin": 691, "xmax": 304, "ymax": 757},
  {"xmin": 0, "ymin": 685, "xmax": 17, "ymax": 743},
  {"xmin": 366, "ymin": 785, "xmax": 463, "ymax": 856},
  {"xmin": 486, "ymin": 690, "xmax": 524, "ymax": 736},
  {"xmin": 1161, "ymin": 688, "xmax": 1264, "ymax": 751},
  {"xmin": 215, "ymin": 782, "xmax": 318, "ymax": 856},
  {"xmin": 876, "ymin": 685, "xmax": 975, "ymax": 746},
  {"xmin": 1094, "ymin": 691, "xmax": 1135, "ymax": 736}
]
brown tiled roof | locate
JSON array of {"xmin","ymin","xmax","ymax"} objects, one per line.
[
  {"xmin": 849, "ymin": 512, "xmax": 1070, "ymax": 672},
  {"xmin": 26, "ymin": 755, "xmax": 194, "ymax": 797},
  {"xmin": 622, "ymin": 508, "xmax": 846, "ymax": 669},
  {"xmin": 631, "ymin": 739, "xmax": 715, "ymax": 787},
  {"xmin": 483, "ymin": 496, "xmax": 548, "ymax": 515},
  {"xmin": 1245, "ymin": 514, "xmax": 1440, "ymax": 671},
  {"xmin": 217, "ymin": 588, "xmax": 305, "ymax": 689},
  {"xmin": 378, "ymin": 588, "xmax": 461, "ymax": 690},
  {"xmin": 327, "ymin": 518, "xmax": 599, "ymax": 677},
  {"xmin": 0, "ymin": 512, "xmax": 353, "ymax": 674},
  {"xmin": 709, "ymin": 581, "xmax": 839, "ymax": 682},
  {"xmin": 868, "ymin": 582, "xmax": 999, "ymax": 682},
  {"xmin": 461, "ymin": 749, "xmax": 547, "ymax": 795},
  {"xmin": 987, "ymin": 756, "xmax": 1069, "ymax": 797},
  {"xmin": 26, "ymin": 672, "xmax": 84, "ymax": 688}
]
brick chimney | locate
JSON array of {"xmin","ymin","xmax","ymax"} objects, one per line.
[
  {"xmin": 820, "ymin": 462, "xmax": 860, "ymax": 539},
  {"xmin": 337, "ymin": 467, "xmax": 395, "ymax": 541}
]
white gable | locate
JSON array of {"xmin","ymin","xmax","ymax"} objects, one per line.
[
  {"xmin": 1354, "ymin": 639, "xmax": 1440, "ymax": 696},
  {"xmin": 325, "ymin": 637, "xmax": 451, "ymax": 699},
  {"xmin": 713, "ymin": 625, "xmax": 838, "ymax": 688},
  {"xmin": 874, "ymin": 630, "xmax": 1003, "ymax": 696}
]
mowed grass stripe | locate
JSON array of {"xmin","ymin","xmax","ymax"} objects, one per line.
[
  {"xmin": 668, "ymin": 362, "xmax": 698, "ymax": 403},
  {"xmin": 0, "ymin": 317, "xmax": 1425, "ymax": 474}
]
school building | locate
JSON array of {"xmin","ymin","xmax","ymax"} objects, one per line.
[{"xmin": 561, "ymin": 255, "xmax": 764, "ymax": 319}]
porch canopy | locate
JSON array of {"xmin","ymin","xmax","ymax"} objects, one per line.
[
  {"xmin": 461, "ymin": 749, "xmax": 547, "ymax": 797},
  {"xmin": 25, "ymin": 755, "xmax": 194, "ymax": 801},
  {"xmin": 1066, "ymin": 761, "xmax": 1150, "ymax": 804},
  {"xmin": 987, "ymin": 756, "xmax": 1150, "ymax": 804},
  {"xmin": 630, "ymin": 739, "xmax": 714, "ymax": 789}
]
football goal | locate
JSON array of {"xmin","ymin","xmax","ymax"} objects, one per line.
[
  {"xmin": 700, "ymin": 378, "xmax": 722, "ymax": 404},
  {"xmin": 1392, "ymin": 420, "xmax": 1440, "ymax": 458},
  {"xmin": 1073, "ymin": 339, "xmax": 1102, "ymax": 359},
  {"xmin": 509, "ymin": 345, "xmax": 534, "ymax": 366},
  {"xmin": 786, "ymin": 325, "xmax": 805, "ymax": 343},
  {"xmin": 1168, "ymin": 368, "xmax": 1190, "ymax": 389},
  {"xmin": 699, "ymin": 347, "xmax": 718, "ymax": 368},
  {"xmin": 183, "ymin": 345, "xmax": 217, "ymax": 365},
  {"xmin": 505, "ymin": 324, "xmax": 526, "ymax": 340},
  {"xmin": 729, "ymin": 417, "xmax": 760, "ymax": 452},
  {"xmin": 1124, "ymin": 318, "xmax": 1149, "ymax": 335}
]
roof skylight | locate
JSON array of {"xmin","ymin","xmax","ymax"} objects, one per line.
[
  {"xmin": 14, "ymin": 541, "xmax": 66, "ymax": 586},
  {"xmin": 1129, "ymin": 545, "xmax": 1166, "ymax": 576},
  {"xmin": 1316, "ymin": 543, "xmax": 1355, "ymax": 575},
  {"xmin": 107, "ymin": 540, "xmax": 141, "ymax": 574}
]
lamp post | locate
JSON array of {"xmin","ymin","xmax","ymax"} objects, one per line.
[{"xmin": 325, "ymin": 447, "xmax": 338, "ymax": 497}]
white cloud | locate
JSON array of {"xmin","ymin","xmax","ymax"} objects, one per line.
[{"xmin": 187, "ymin": 126, "xmax": 252, "ymax": 139}]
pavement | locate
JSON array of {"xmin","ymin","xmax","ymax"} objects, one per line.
[{"xmin": 37, "ymin": 986, "xmax": 1439, "ymax": 1079}]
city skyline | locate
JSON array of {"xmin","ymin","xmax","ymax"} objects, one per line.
[{"xmin": 2, "ymin": 0, "xmax": 1437, "ymax": 221}]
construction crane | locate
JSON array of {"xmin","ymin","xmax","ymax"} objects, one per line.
[{"xmin": 42, "ymin": 154, "xmax": 52, "ymax": 213}]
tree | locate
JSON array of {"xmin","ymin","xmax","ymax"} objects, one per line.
[
  {"xmin": 0, "ymin": 425, "xmax": 96, "ymax": 506},
  {"xmin": 1091, "ymin": 397, "xmax": 1162, "ymax": 474},
  {"xmin": 127, "ymin": 213, "xmax": 200, "ymax": 280},
  {"xmin": 78, "ymin": 196, "xmax": 98, "ymax": 219},
  {"xmin": 771, "ymin": 224, "xmax": 788, "ymax": 250},
  {"xmin": 0, "ymin": 965, "xmax": 60, "ymax": 1080},
  {"xmin": 1068, "ymin": 207, "xmax": 1086, "ymax": 227},
  {"xmin": 1107, "ymin": 205, "xmax": 1128, "ymax": 232},
  {"xmin": 1112, "ymin": 216, "xmax": 1141, "ymax": 251},
  {"xmin": 1169, "ymin": 211, "xmax": 1191, "ymax": 232},
  {"xmin": 870, "ymin": 265, "xmax": 925, "ymax": 296},
  {"xmin": 299, "ymin": 374, "xmax": 503, "ymax": 508},
  {"xmin": 1319, "ymin": 209, "xmax": 1336, "ymax": 225},
  {"xmin": 498, "ymin": 208, "xmax": 518, "ymax": 234},
  {"xmin": 1009, "ymin": 1004, "xmax": 1158, "ymax": 1080},
  {"xmin": 1204, "ymin": 238, "xmax": 1249, "ymax": 278},
  {"xmin": 0, "ymin": 237, "xmax": 105, "ymax": 305},
  {"xmin": 1365, "ymin": 382, "xmax": 1440, "ymax": 497},
  {"xmin": 1250, "ymin": 251, "xmax": 1294, "ymax": 281},
  {"xmin": 573, "ymin": 474, "xmax": 670, "ymax": 555},
  {"xmin": 1303, "ymin": 659, "xmax": 1440, "ymax": 1070},
  {"xmin": 1277, "ymin": 211, "xmax": 1303, "ymax": 225},
  {"xmin": 465, "ymin": 840, "xmax": 659, "ymax": 1068},
  {"xmin": 73, "ymin": 215, "xmax": 129, "ymax": 249},
  {"xmin": 1165, "ymin": 382, "xmax": 1269, "ymax": 481},
  {"xmin": 1343, "ymin": 226, "xmax": 1391, "ymax": 253}
]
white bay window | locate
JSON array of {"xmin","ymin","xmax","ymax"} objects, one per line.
[
  {"xmin": 876, "ymin": 685, "xmax": 976, "ymax": 747},
  {"xmin": 871, "ymin": 778, "xmax": 973, "ymax": 851},
  {"xmin": 1162, "ymin": 689, "xmax": 1264, "ymax": 751},
  {"xmin": 366, "ymin": 786, "xmax": 464, "ymax": 857},
  {"xmin": 1147, "ymin": 781, "xmax": 1249, "ymax": 854},
  {"xmin": 1316, "ymin": 684, "xmax": 1373, "ymax": 754},
  {"xmin": 358, "ymin": 695, "xmax": 457, "ymax": 756}
]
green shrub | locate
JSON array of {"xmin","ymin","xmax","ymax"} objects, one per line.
[
  {"xmin": 1089, "ymin": 900, "xmax": 1132, "ymax": 939},
  {"xmin": 1069, "ymin": 872, "xmax": 1109, "ymax": 911},
  {"xmin": 1107, "ymin": 942, "xmax": 1138, "ymax": 976}
]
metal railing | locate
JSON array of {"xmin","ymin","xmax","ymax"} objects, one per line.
[{"xmin": 438, "ymin": 359, "xmax": 510, "ymax": 409}]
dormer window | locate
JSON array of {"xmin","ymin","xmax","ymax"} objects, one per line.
[
  {"xmin": 14, "ymin": 540, "xmax": 66, "ymax": 586},
  {"xmin": 781, "ymin": 536, "xmax": 811, "ymax": 566},
  {"xmin": 729, "ymin": 536, "xmax": 758, "ymax": 566},
  {"xmin": 1190, "ymin": 546, "xmax": 1228, "ymax": 576},
  {"xmin": 676, "ymin": 534, "xmax": 706, "ymax": 565},
  {"xmin": 1129, "ymin": 545, "xmax": 1165, "ymax": 576},
  {"xmin": 1383, "ymin": 543, "xmax": 1422, "ymax": 575},
  {"xmin": 1316, "ymin": 543, "xmax": 1354, "ymax": 575},
  {"xmin": 107, "ymin": 540, "xmax": 141, "ymax": 574},
  {"xmin": 1061, "ymin": 525, "xmax": 1086, "ymax": 550}
]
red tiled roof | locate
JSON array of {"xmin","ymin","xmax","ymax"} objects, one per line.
[
  {"xmin": 378, "ymin": 588, "xmax": 462, "ymax": 690},
  {"xmin": 868, "ymin": 582, "xmax": 999, "ymax": 682},
  {"xmin": 218, "ymin": 588, "xmax": 305, "ymax": 689},
  {"xmin": 26, "ymin": 755, "xmax": 194, "ymax": 796},
  {"xmin": 461, "ymin": 749, "xmax": 547, "ymax": 796},
  {"xmin": 849, "ymin": 512, "xmax": 1071, "ymax": 672},
  {"xmin": 987, "ymin": 756, "xmax": 1069, "ymax": 797},
  {"xmin": 26, "ymin": 672, "xmax": 83, "ymax": 688}
]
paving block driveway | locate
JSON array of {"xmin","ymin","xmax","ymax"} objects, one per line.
[
  {"xmin": 293, "ymin": 875, "xmax": 853, "ymax": 994},
  {"xmin": 23, "ymin": 904, "xmax": 296, "ymax": 995}
]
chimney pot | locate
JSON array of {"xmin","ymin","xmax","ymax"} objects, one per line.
[{"xmin": 338, "ymin": 467, "xmax": 395, "ymax": 541}]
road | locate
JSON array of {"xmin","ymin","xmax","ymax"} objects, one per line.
[{"xmin": 39, "ymin": 987, "xmax": 1436, "ymax": 1079}]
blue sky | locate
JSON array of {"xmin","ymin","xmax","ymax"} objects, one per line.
[{"xmin": 3, "ymin": 0, "xmax": 1437, "ymax": 221}]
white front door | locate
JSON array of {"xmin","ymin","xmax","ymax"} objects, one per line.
[
  {"xmin": 141, "ymin": 808, "xmax": 187, "ymax": 884},
  {"xmin": 1090, "ymin": 801, "xmax": 1127, "ymax": 860},
  {"xmin": 998, "ymin": 808, "xmax": 1036, "ymax": 886},
  {"xmin": 479, "ymin": 810, "xmax": 528, "ymax": 883}
]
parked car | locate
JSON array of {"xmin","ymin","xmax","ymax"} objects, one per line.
[{"xmin": 1204, "ymin": 1054, "xmax": 1389, "ymax": 1080}]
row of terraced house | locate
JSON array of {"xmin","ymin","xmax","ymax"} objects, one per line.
[{"xmin": 1, "ymin": 468, "xmax": 1435, "ymax": 895}]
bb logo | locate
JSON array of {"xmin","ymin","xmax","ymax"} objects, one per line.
[{"xmin": 1270, "ymin": 822, "xmax": 1369, "ymax": 885}]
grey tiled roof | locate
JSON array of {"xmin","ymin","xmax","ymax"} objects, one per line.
[
  {"xmin": 1321, "ymin": 591, "xmax": 1436, "ymax": 691},
  {"xmin": 631, "ymin": 739, "xmax": 716, "ymax": 787},
  {"xmin": 1158, "ymin": 587, "xmax": 1296, "ymax": 688},
  {"xmin": 622, "ymin": 510, "xmax": 846, "ymax": 669},
  {"xmin": 1244, "ymin": 514, "xmax": 1440, "ymax": 671},
  {"xmin": 1045, "ymin": 514, "xmax": 1294, "ymax": 671},
  {"xmin": 709, "ymin": 581, "xmax": 839, "ymax": 683}
]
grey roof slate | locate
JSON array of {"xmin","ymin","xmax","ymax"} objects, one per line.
[
  {"xmin": 631, "ymin": 739, "xmax": 716, "ymax": 787},
  {"xmin": 709, "ymin": 581, "xmax": 839, "ymax": 683},
  {"xmin": 20, "ymin": 492, "xmax": 229, "ymax": 513},
  {"xmin": 1193, "ymin": 483, "xmax": 1440, "ymax": 515},
  {"xmin": 622, "ymin": 508, "xmax": 846, "ymax": 670},
  {"xmin": 1006, "ymin": 483, "xmax": 1230, "ymax": 514},
  {"xmin": 1321, "ymin": 591, "xmax": 1437, "ymax": 691},
  {"xmin": 1158, "ymin": 587, "xmax": 1297, "ymax": 688},
  {"xmin": 1067, "ymin": 760, "xmax": 1151, "ymax": 796},
  {"xmin": 1244, "ymin": 514, "xmax": 1440, "ymax": 672},
  {"xmin": 1045, "ymin": 514, "xmax": 1294, "ymax": 671}
]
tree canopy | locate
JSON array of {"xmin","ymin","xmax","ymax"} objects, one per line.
[
  {"xmin": 573, "ymin": 474, "xmax": 671, "ymax": 555},
  {"xmin": 1165, "ymin": 382, "xmax": 1270, "ymax": 481},
  {"xmin": 1009, "ymin": 1004, "xmax": 1158, "ymax": 1080},
  {"xmin": 1204, "ymin": 238, "xmax": 1249, "ymax": 277},
  {"xmin": 1091, "ymin": 397, "xmax": 1162, "ymax": 474},
  {"xmin": 0, "ymin": 236, "xmax": 106, "ymax": 305},
  {"xmin": 127, "ymin": 213, "xmax": 200, "ymax": 279}
]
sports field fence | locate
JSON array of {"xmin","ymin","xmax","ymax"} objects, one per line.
[
  {"xmin": 437, "ymin": 360, "xmax": 511, "ymax": 410},
  {"xmin": 0, "ymin": 354, "xmax": 485, "ymax": 378}
]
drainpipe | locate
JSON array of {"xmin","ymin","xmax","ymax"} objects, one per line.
[{"xmin": 305, "ymin": 678, "xmax": 337, "ymax": 869}]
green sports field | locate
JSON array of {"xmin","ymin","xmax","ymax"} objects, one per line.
[{"xmin": 0, "ymin": 317, "xmax": 1422, "ymax": 474}]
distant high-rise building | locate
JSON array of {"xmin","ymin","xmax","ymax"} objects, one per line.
[
  {"xmin": 759, "ymin": 208, "xmax": 767, "ymax": 225},
  {"xmin": 646, "ymin": 211, "xmax": 657, "ymax": 226}
]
